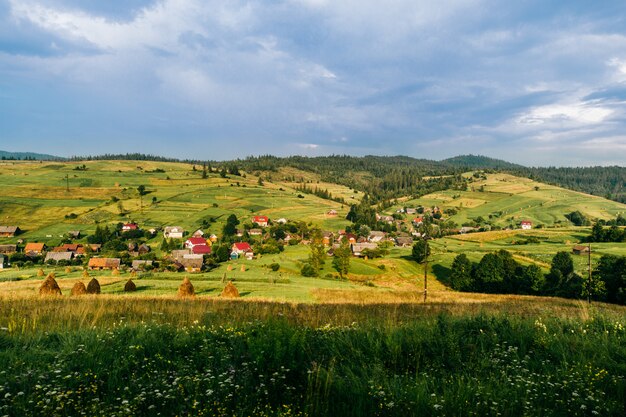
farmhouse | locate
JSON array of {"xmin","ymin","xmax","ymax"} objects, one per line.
[
  {"xmin": 192, "ymin": 229, "xmax": 204, "ymax": 237},
  {"xmin": 368, "ymin": 231, "xmax": 386, "ymax": 243},
  {"xmin": 351, "ymin": 242, "xmax": 378, "ymax": 257},
  {"xmin": 0, "ymin": 226, "xmax": 20, "ymax": 237},
  {"xmin": 24, "ymin": 242, "xmax": 45, "ymax": 255},
  {"xmin": 252, "ymin": 215, "xmax": 269, "ymax": 227},
  {"xmin": 45, "ymin": 252, "xmax": 73, "ymax": 263},
  {"xmin": 164, "ymin": 226, "xmax": 184, "ymax": 239},
  {"xmin": 412, "ymin": 217, "xmax": 424, "ymax": 226},
  {"xmin": 122, "ymin": 223, "xmax": 139, "ymax": 231},
  {"xmin": 572, "ymin": 245, "xmax": 590, "ymax": 255},
  {"xmin": 88, "ymin": 257, "xmax": 121, "ymax": 270},
  {"xmin": 327, "ymin": 209, "xmax": 338, "ymax": 216},
  {"xmin": 132, "ymin": 260, "xmax": 153, "ymax": 270},
  {"xmin": 231, "ymin": 242, "xmax": 252, "ymax": 255},
  {"xmin": 521, "ymin": 221, "xmax": 532, "ymax": 230},
  {"xmin": 185, "ymin": 237, "xmax": 209, "ymax": 249},
  {"xmin": 68, "ymin": 230, "xmax": 81, "ymax": 239},
  {"xmin": 0, "ymin": 244, "xmax": 17, "ymax": 254},
  {"xmin": 395, "ymin": 237, "xmax": 414, "ymax": 247},
  {"xmin": 180, "ymin": 255, "xmax": 203, "ymax": 272},
  {"xmin": 249, "ymin": 228, "xmax": 263, "ymax": 236}
]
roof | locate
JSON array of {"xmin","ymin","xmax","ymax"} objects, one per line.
[
  {"xmin": 24, "ymin": 243, "xmax": 45, "ymax": 252},
  {"xmin": 180, "ymin": 257, "xmax": 203, "ymax": 269},
  {"xmin": 192, "ymin": 245, "xmax": 212, "ymax": 255},
  {"xmin": 352, "ymin": 243, "xmax": 378, "ymax": 253},
  {"xmin": 68, "ymin": 230, "xmax": 80, "ymax": 237},
  {"xmin": 0, "ymin": 226, "xmax": 19, "ymax": 234},
  {"xmin": 396, "ymin": 237, "xmax": 414, "ymax": 245},
  {"xmin": 232, "ymin": 242, "xmax": 252, "ymax": 251},
  {"xmin": 164, "ymin": 226, "xmax": 184, "ymax": 233},
  {"xmin": 88, "ymin": 258, "xmax": 121, "ymax": 268},
  {"xmin": 0, "ymin": 244, "xmax": 17, "ymax": 253},
  {"xmin": 521, "ymin": 221, "xmax": 532, "ymax": 224},
  {"xmin": 132, "ymin": 260, "xmax": 153, "ymax": 268},
  {"xmin": 369, "ymin": 231, "xmax": 386, "ymax": 237},
  {"xmin": 122, "ymin": 223, "xmax": 139, "ymax": 229},
  {"xmin": 249, "ymin": 228, "xmax": 262, "ymax": 234},
  {"xmin": 186, "ymin": 237, "xmax": 207, "ymax": 246},
  {"xmin": 45, "ymin": 252, "xmax": 73, "ymax": 262},
  {"xmin": 573, "ymin": 245, "xmax": 590, "ymax": 251},
  {"xmin": 253, "ymin": 215, "xmax": 269, "ymax": 222}
]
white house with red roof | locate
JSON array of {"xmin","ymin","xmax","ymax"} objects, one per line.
[
  {"xmin": 122, "ymin": 223, "xmax": 139, "ymax": 231},
  {"xmin": 185, "ymin": 237, "xmax": 209, "ymax": 249},
  {"xmin": 252, "ymin": 215, "xmax": 269, "ymax": 227},
  {"xmin": 191, "ymin": 245, "xmax": 212, "ymax": 255},
  {"xmin": 521, "ymin": 221, "xmax": 532, "ymax": 230},
  {"xmin": 231, "ymin": 242, "xmax": 252, "ymax": 255}
]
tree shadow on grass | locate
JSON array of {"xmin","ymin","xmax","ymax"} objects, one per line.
[{"xmin": 432, "ymin": 264, "xmax": 452, "ymax": 287}]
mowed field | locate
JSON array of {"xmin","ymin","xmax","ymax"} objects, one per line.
[
  {"xmin": 390, "ymin": 172, "xmax": 626, "ymax": 227},
  {"xmin": 0, "ymin": 160, "xmax": 351, "ymax": 243}
]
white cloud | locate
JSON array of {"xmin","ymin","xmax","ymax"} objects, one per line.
[
  {"xmin": 299, "ymin": 143, "xmax": 319, "ymax": 149},
  {"xmin": 518, "ymin": 102, "xmax": 613, "ymax": 125}
]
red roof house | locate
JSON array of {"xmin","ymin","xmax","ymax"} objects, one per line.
[
  {"xmin": 192, "ymin": 245, "xmax": 212, "ymax": 255},
  {"xmin": 185, "ymin": 237, "xmax": 208, "ymax": 249},
  {"xmin": 231, "ymin": 242, "xmax": 252, "ymax": 254},
  {"xmin": 122, "ymin": 223, "xmax": 139, "ymax": 231},
  {"xmin": 252, "ymin": 216, "xmax": 269, "ymax": 227}
]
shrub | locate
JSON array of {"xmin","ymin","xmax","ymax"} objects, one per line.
[
  {"xmin": 269, "ymin": 263, "xmax": 280, "ymax": 271},
  {"xmin": 300, "ymin": 263, "xmax": 317, "ymax": 277}
]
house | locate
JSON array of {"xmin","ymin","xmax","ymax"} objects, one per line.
[
  {"xmin": 406, "ymin": 208, "xmax": 417, "ymax": 215},
  {"xmin": 68, "ymin": 230, "xmax": 81, "ymax": 239},
  {"xmin": 209, "ymin": 234, "xmax": 218, "ymax": 243},
  {"xmin": 231, "ymin": 242, "xmax": 252, "ymax": 255},
  {"xmin": 412, "ymin": 217, "xmax": 424, "ymax": 226},
  {"xmin": 138, "ymin": 243, "xmax": 151, "ymax": 255},
  {"xmin": 192, "ymin": 229, "xmax": 204, "ymax": 238},
  {"xmin": 191, "ymin": 245, "xmax": 211, "ymax": 255},
  {"xmin": 460, "ymin": 226, "xmax": 479, "ymax": 234},
  {"xmin": 376, "ymin": 214, "xmax": 394, "ymax": 224},
  {"xmin": 128, "ymin": 242, "xmax": 138, "ymax": 252},
  {"xmin": 122, "ymin": 223, "xmax": 139, "ymax": 231},
  {"xmin": 88, "ymin": 257, "xmax": 121, "ymax": 270},
  {"xmin": 327, "ymin": 209, "xmax": 338, "ymax": 216},
  {"xmin": 395, "ymin": 237, "xmax": 414, "ymax": 247},
  {"xmin": 185, "ymin": 237, "xmax": 208, "ymax": 249},
  {"xmin": 180, "ymin": 255, "xmax": 203, "ymax": 272},
  {"xmin": 0, "ymin": 254, "xmax": 4, "ymax": 269},
  {"xmin": 275, "ymin": 218, "xmax": 288, "ymax": 224},
  {"xmin": 322, "ymin": 231, "xmax": 334, "ymax": 246},
  {"xmin": 164, "ymin": 226, "xmax": 184, "ymax": 239},
  {"xmin": 24, "ymin": 242, "xmax": 45, "ymax": 255},
  {"xmin": 396, "ymin": 208, "xmax": 405, "ymax": 213},
  {"xmin": 520, "ymin": 221, "xmax": 532, "ymax": 230},
  {"xmin": 45, "ymin": 252, "xmax": 73, "ymax": 263},
  {"xmin": 252, "ymin": 215, "xmax": 269, "ymax": 227},
  {"xmin": 369, "ymin": 231, "xmax": 386, "ymax": 243},
  {"xmin": 0, "ymin": 226, "xmax": 20, "ymax": 238},
  {"xmin": 0, "ymin": 245, "xmax": 17, "ymax": 254},
  {"xmin": 249, "ymin": 228, "xmax": 263, "ymax": 236},
  {"xmin": 351, "ymin": 242, "xmax": 378, "ymax": 257},
  {"xmin": 132, "ymin": 260, "xmax": 153, "ymax": 270},
  {"xmin": 341, "ymin": 233, "xmax": 357, "ymax": 244},
  {"xmin": 572, "ymin": 245, "xmax": 590, "ymax": 255}
]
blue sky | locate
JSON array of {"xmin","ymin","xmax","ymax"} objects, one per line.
[{"xmin": 1, "ymin": 0, "xmax": 626, "ymax": 165}]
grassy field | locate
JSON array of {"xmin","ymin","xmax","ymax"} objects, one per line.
[{"xmin": 389, "ymin": 172, "xmax": 626, "ymax": 227}]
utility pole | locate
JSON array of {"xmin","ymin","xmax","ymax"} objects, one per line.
[
  {"xmin": 587, "ymin": 243, "xmax": 593, "ymax": 304},
  {"xmin": 423, "ymin": 257, "xmax": 428, "ymax": 303}
]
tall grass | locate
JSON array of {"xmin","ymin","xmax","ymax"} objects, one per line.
[{"xmin": 0, "ymin": 297, "xmax": 625, "ymax": 416}]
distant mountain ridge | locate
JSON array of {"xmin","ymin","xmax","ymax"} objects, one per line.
[{"xmin": 0, "ymin": 150, "xmax": 64, "ymax": 160}]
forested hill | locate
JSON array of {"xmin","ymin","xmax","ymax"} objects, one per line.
[{"xmin": 0, "ymin": 150, "xmax": 63, "ymax": 160}]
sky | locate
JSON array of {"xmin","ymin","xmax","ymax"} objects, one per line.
[{"xmin": 1, "ymin": 0, "xmax": 626, "ymax": 166}]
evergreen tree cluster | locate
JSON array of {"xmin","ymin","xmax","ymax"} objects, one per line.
[{"xmin": 587, "ymin": 222, "xmax": 626, "ymax": 243}]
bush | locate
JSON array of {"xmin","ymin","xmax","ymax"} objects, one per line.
[
  {"xmin": 269, "ymin": 263, "xmax": 280, "ymax": 271},
  {"xmin": 300, "ymin": 263, "xmax": 317, "ymax": 277}
]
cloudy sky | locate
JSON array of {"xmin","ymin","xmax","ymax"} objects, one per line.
[{"xmin": 1, "ymin": 0, "xmax": 626, "ymax": 165}]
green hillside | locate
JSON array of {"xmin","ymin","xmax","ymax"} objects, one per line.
[{"xmin": 390, "ymin": 172, "xmax": 626, "ymax": 227}]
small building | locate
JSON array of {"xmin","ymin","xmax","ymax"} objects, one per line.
[
  {"xmin": 24, "ymin": 242, "xmax": 46, "ymax": 255},
  {"xmin": 192, "ymin": 229, "xmax": 204, "ymax": 238},
  {"xmin": 322, "ymin": 231, "xmax": 334, "ymax": 246},
  {"xmin": 180, "ymin": 255, "xmax": 203, "ymax": 272},
  {"xmin": 0, "ymin": 244, "xmax": 17, "ymax": 254},
  {"xmin": 138, "ymin": 243, "xmax": 151, "ymax": 255},
  {"xmin": 460, "ymin": 226, "xmax": 479, "ymax": 234},
  {"xmin": 231, "ymin": 242, "xmax": 252, "ymax": 255},
  {"xmin": 45, "ymin": 252, "xmax": 73, "ymax": 263},
  {"xmin": 377, "ymin": 214, "xmax": 394, "ymax": 224},
  {"xmin": 0, "ymin": 226, "xmax": 20, "ymax": 238},
  {"xmin": 406, "ymin": 208, "xmax": 417, "ymax": 215},
  {"xmin": 521, "ymin": 221, "xmax": 532, "ymax": 230},
  {"xmin": 164, "ymin": 226, "xmax": 184, "ymax": 239},
  {"xmin": 132, "ymin": 260, "xmax": 153, "ymax": 270},
  {"xmin": 209, "ymin": 234, "xmax": 218, "ymax": 243},
  {"xmin": 351, "ymin": 242, "xmax": 378, "ymax": 257},
  {"xmin": 249, "ymin": 228, "xmax": 263, "ymax": 236},
  {"xmin": 412, "ymin": 217, "xmax": 424, "ymax": 226},
  {"xmin": 185, "ymin": 237, "xmax": 208, "ymax": 249},
  {"xmin": 122, "ymin": 223, "xmax": 139, "ymax": 231},
  {"xmin": 327, "ymin": 209, "xmax": 338, "ymax": 216},
  {"xmin": 275, "ymin": 218, "xmax": 288, "ymax": 224},
  {"xmin": 68, "ymin": 230, "xmax": 81, "ymax": 239},
  {"xmin": 341, "ymin": 233, "xmax": 357, "ymax": 244},
  {"xmin": 88, "ymin": 257, "xmax": 121, "ymax": 270},
  {"xmin": 252, "ymin": 215, "xmax": 269, "ymax": 227},
  {"xmin": 395, "ymin": 237, "xmax": 414, "ymax": 247},
  {"xmin": 369, "ymin": 231, "xmax": 386, "ymax": 243},
  {"xmin": 572, "ymin": 245, "xmax": 590, "ymax": 255}
]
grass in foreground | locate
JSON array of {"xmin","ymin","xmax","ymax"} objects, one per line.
[{"xmin": 0, "ymin": 297, "xmax": 625, "ymax": 416}]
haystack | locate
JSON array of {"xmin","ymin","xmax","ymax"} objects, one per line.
[
  {"xmin": 221, "ymin": 281, "xmax": 240, "ymax": 298},
  {"xmin": 37, "ymin": 268, "xmax": 45, "ymax": 277},
  {"xmin": 39, "ymin": 274, "xmax": 62, "ymax": 296},
  {"xmin": 86, "ymin": 278, "xmax": 101, "ymax": 294},
  {"xmin": 82, "ymin": 269, "xmax": 90, "ymax": 278},
  {"xmin": 71, "ymin": 281, "xmax": 87, "ymax": 296},
  {"xmin": 240, "ymin": 265, "xmax": 246, "ymax": 272},
  {"xmin": 130, "ymin": 270, "xmax": 137, "ymax": 278},
  {"xmin": 112, "ymin": 268, "xmax": 120, "ymax": 276},
  {"xmin": 227, "ymin": 264, "xmax": 233, "ymax": 271},
  {"xmin": 65, "ymin": 267, "xmax": 72, "ymax": 274},
  {"xmin": 124, "ymin": 279, "xmax": 137, "ymax": 292},
  {"xmin": 178, "ymin": 277, "xmax": 195, "ymax": 298}
]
